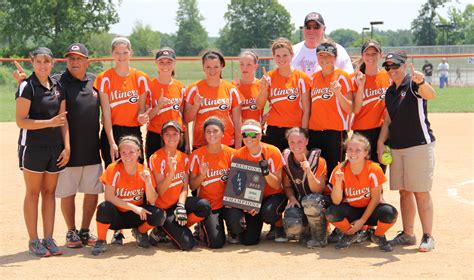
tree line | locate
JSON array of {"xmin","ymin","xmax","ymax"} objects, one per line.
[{"xmin": 0, "ymin": 0, "xmax": 472, "ymax": 58}]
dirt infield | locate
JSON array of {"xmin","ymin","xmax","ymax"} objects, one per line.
[{"xmin": 0, "ymin": 113, "xmax": 473, "ymax": 279}]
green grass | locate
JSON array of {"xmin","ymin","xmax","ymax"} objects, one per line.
[{"xmin": 428, "ymin": 87, "xmax": 474, "ymax": 112}]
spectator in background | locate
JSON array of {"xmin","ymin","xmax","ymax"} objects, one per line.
[
  {"xmin": 292, "ymin": 12, "xmax": 354, "ymax": 76},
  {"xmin": 421, "ymin": 60, "xmax": 433, "ymax": 85},
  {"xmin": 437, "ymin": 58, "xmax": 449, "ymax": 88},
  {"xmin": 455, "ymin": 66, "xmax": 462, "ymax": 84}
]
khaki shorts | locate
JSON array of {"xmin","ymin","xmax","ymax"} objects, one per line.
[
  {"xmin": 389, "ymin": 142, "xmax": 435, "ymax": 192},
  {"xmin": 55, "ymin": 164, "xmax": 104, "ymax": 198}
]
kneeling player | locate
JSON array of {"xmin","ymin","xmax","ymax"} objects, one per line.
[{"xmin": 327, "ymin": 134, "xmax": 398, "ymax": 252}]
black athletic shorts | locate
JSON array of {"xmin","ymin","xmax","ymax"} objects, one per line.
[{"xmin": 18, "ymin": 145, "xmax": 65, "ymax": 173}]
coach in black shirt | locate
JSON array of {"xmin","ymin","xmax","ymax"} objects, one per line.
[{"xmin": 377, "ymin": 50, "xmax": 436, "ymax": 252}]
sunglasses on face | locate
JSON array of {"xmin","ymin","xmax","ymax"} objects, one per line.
[
  {"xmin": 242, "ymin": 132, "xmax": 259, "ymax": 139},
  {"xmin": 316, "ymin": 45, "xmax": 336, "ymax": 54},
  {"xmin": 384, "ymin": 64, "xmax": 401, "ymax": 71},
  {"xmin": 305, "ymin": 24, "xmax": 321, "ymax": 30}
]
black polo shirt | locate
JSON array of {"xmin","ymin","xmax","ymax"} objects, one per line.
[
  {"xmin": 16, "ymin": 73, "xmax": 64, "ymax": 147},
  {"xmin": 385, "ymin": 75, "xmax": 435, "ymax": 149},
  {"xmin": 54, "ymin": 70, "xmax": 101, "ymax": 167}
]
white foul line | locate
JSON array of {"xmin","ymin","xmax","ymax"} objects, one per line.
[{"xmin": 447, "ymin": 180, "xmax": 474, "ymax": 205}]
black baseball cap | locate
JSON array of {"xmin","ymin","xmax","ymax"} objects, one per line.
[
  {"xmin": 31, "ymin": 47, "xmax": 53, "ymax": 57},
  {"xmin": 156, "ymin": 47, "xmax": 176, "ymax": 61},
  {"xmin": 361, "ymin": 41, "xmax": 382, "ymax": 54},
  {"xmin": 382, "ymin": 50, "xmax": 408, "ymax": 66},
  {"xmin": 304, "ymin": 12, "xmax": 325, "ymax": 26},
  {"xmin": 64, "ymin": 43, "xmax": 89, "ymax": 58},
  {"xmin": 161, "ymin": 120, "xmax": 182, "ymax": 134}
]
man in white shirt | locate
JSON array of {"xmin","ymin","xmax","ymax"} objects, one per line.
[
  {"xmin": 292, "ymin": 12, "xmax": 354, "ymax": 76},
  {"xmin": 437, "ymin": 58, "xmax": 449, "ymax": 88}
]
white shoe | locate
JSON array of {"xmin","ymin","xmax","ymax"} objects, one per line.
[{"xmin": 419, "ymin": 233, "xmax": 435, "ymax": 252}]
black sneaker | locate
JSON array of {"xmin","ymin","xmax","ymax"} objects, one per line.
[
  {"xmin": 91, "ymin": 240, "xmax": 107, "ymax": 256},
  {"xmin": 227, "ymin": 233, "xmax": 239, "ymax": 244},
  {"xmin": 389, "ymin": 231, "xmax": 417, "ymax": 246},
  {"xmin": 132, "ymin": 228, "xmax": 150, "ymax": 249},
  {"xmin": 266, "ymin": 224, "xmax": 277, "ymax": 240},
  {"xmin": 111, "ymin": 230, "xmax": 125, "ymax": 246},
  {"xmin": 328, "ymin": 228, "xmax": 344, "ymax": 244},
  {"xmin": 356, "ymin": 229, "xmax": 373, "ymax": 243},
  {"xmin": 149, "ymin": 228, "xmax": 169, "ymax": 246},
  {"xmin": 274, "ymin": 226, "xmax": 288, "ymax": 243},
  {"xmin": 371, "ymin": 234, "xmax": 393, "ymax": 252},
  {"xmin": 335, "ymin": 233, "xmax": 359, "ymax": 249},
  {"xmin": 66, "ymin": 229, "xmax": 83, "ymax": 248},
  {"xmin": 79, "ymin": 229, "xmax": 97, "ymax": 246}
]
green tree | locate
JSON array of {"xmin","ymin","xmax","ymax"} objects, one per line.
[
  {"xmin": 88, "ymin": 32, "xmax": 116, "ymax": 57},
  {"xmin": 411, "ymin": 0, "xmax": 451, "ymax": 45},
  {"xmin": 328, "ymin": 29, "xmax": 359, "ymax": 48},
  {"xmin": 159, "ymin": 32, "xmax": 177, "ymax": 49},
  {"xmin": 440, "ymin": 4, "xmax": 474, "ymax": 45},
  {"xmin": 129, "ymin": 22, "xmax": 161, "ymax": 56},
  {"xmin": 216, "ymin": 0, "xmax": 293, "ymax": 55},
  {"xmin": 1, "ymin": 0, "xmax": 119, "ymax": 57},
  {"xmin": 175, "ymin": 0, "xmax": 208, "ymax": 56}
]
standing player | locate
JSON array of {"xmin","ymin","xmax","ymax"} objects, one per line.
[
  {"xmin": 16, "ymin": 47, "xmax": 69, "ymax": 257},
  {"xmin": 234, "ymin": 50, "xmax": 264, "ymax": 123},
  {"xmin": 184, "ymin": 50, "xmax": 242, "ymax": 150},
  {"xmin": 378, "ymin": 51, "xmax": 437, "ymax": 252},
  {"xmin": 148, "ymin": 121, "xmax": 211, "ymax": 250},
  {"xmin": 352, "ymin": 40, "xmax": 390, "ymax": 171},
  {"xmin": 421, "ymin": 60, "xmax": 433, "ymax": 85},
  {"xmin": 437, "ymin": 58, "xmax": 449, "ymax": 88},
  {"xmin": 145, "ymin": 47, "xmax": 187, "ymax": 159},
  {"xmin": 292, "ymin": 12, "xmax": 353, "ymax": 76},
  {"xmin": 256, "ymin": 37, "xmax": 311, "ymax": 151},
  {"xmin": 95, "ymin": 37, "xmax": 151, "ymax": 168},
  {"xmin": 224, "ymin": 120, "xmax": 287, "ymax": 245},
  {"xmin": 91, "ymin": 135, "xmax": 166, "ymax": 255},
  {"xmin": 327, "ymin": 134, "xmax": 398, "ymax": 251},
  {"xmin": 189, "ymin": 117, "xmax": 235, "ymax": 248},
  {"xmin": 308, "ymin": 40, "xmax": 353, "ymax": 176}
]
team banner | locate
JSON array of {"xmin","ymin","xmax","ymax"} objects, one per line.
[{"xmin": 223, "ymin": 158, "xmax": 265, "ymax": 213}]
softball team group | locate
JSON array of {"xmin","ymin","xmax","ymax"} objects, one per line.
[{"xmin": 14, "ymin": 12, "xmax": 437, "ymax": 258}]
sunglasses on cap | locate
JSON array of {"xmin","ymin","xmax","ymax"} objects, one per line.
[
  {"xmin": 316, "ymin": 45, "xmax": 336, "ymax": 54},
  {"xmin": 242, "ymin": 132, "xmax": 259, "ymax": 139},
  {"xmin": 384, "ymin": 64, "xmax": 401, "ymax": 71},
  {"xmin": 305, "ymin": 24, "xmax": 321, "ymax": 30}
]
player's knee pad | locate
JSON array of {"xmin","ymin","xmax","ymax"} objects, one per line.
[
  {"xmin": 96, "ymin": 201, "xmax": 115, "ymax": 224},
  {"xmin": 301, "ymin": 193, "xmax": 325, "ymax": 217},
  {"xmin": 283, "ymin": 207, "xmax": 304, "ymax": 238}
]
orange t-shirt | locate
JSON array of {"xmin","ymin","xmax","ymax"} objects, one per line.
[
  {"xmin": 309, "ymin": 68, "xmax": 353, "ymax": 131},
  {"xmin": 149, "ymin": 148, "xmax": 188, "ymax": 210},
  {"xmin": 263, "ymin": 69, "xmax": 311, "ymax": 128},
  {"xmin": 100, "ymin": 161, "xmax": 148, "ymax": 212},
  {"xmin": 189, "ymin": 145, "xmax": 235, "ymax": 210},
  {"xmin": 94, "ymin": 68, "xmax": 150, "ymax": 127},
  {"xmin": 235, "ymin": 79, "xmax": 263, "ymax": 122},
  {"xmin": 233, "ymin": 143, "xmax": 285, "ymax": 198},
  {"xmin": 147, "ymin": 79, "xmax": 186, "ymax": 134},
  {"xmin": 185, "ymin": 80, "xmax": 243, "ymax": 147},
  {"xmin": 350, "ymin": 70, "xmax": 391, "ymax": 130},
  {"xmin": 329, "ymin": 160, "xmax": 386, "ymax": 208}
]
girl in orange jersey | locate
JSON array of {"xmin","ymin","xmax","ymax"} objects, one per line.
[
  {"xmin": 189, "ymin": 117, "xmax": 235, "ymax": 248},
  {"xmin": 224, "ymin": 119, "xmax": 288, "ymax": 245},
  {"xmin": 308, "ymin": 40, "xmax": 353, "ymax": 176},
  {"xmin": 184, "ymin": 50, "xmax": 243, "ymax": 150},
  {"xmin": 95, "ymin": 37, "xmax": 151, "ymax": 167},
  {"xmin": 145, "ymin": 47, "xmax": 188, "ymax": 160},
  {"xmin": 148, "ymin": 121, "xmax": 211, "ymax": 250},
  {"xmin": 326, "ymin": 134, "xmax": 398, "ymax": 252},
  {"xmin": 91, "ymin": 135, "xmax": 166, "ymax": 256},
  {"xmin": 234, "ymin": 50, "xmax": 264, "ymax": 123},
  {"xmin": 256, "ymin": 37, "xmax": 311, "ymax": 151},
  {"xmin": 352, "ymin": 40, "xmax": 391, "ymax": 171}
]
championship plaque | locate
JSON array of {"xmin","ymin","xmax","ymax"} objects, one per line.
[{"xmin": 223, "ymin": 158, "xmax": 265, "ymax": 213}]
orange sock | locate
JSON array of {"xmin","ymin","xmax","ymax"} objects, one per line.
[
  {"xmin": 374, "ymin": 221, "xmax": 395, "ymax": 236},
  {"xmin": 138, "ymin": 222, "xmax": 154, "ymax": 234},
  {"xmin": 275, "ymin": 218, "xmax": 283, "ymax": 228},
  {"xmin": 186, "ymin": 213, "xmax": 204, "ymax": 227},
  {"xmin": 331, "ymin": 218, "xmax": 352, "ymax": 233},
  {"xmin": 96, "ymin": 221, "xmax": 111, "ymax": 241}
]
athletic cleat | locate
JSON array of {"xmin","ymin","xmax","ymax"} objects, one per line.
[
  {"xmin": 79, "ymin": 229, "xmax": 97, "ymax": 246},
  {"xmin": 66, "ymin": 229, "xmax": 83, "ymax": 248},
  {"xmin": 43, "ymin": 238, "xmax": 63, "ymax": 256},
  {"xmin": 371, "ymin": 234, "xmax": 393, "ymax": 252},
  {"xmin": 389, "ymin": 231, "xmax": 417, "ymax": 246},
  {"xmin": 132, "ymin": 228, "xmax": 150, "ymax": 249},
  {"xmin": 266, "ymin": 224, "xmax": 277, "ymax": 240},
  {"xmin": 419, "ymin": 234, "xmax": 435, "ymax": 252},
  {"xmin": 91, "ymin": 240, "xmax": 107, "ymax": 256},
  {"xmin": 274, "ymin": 226, "xmax": 288, "ymax": 243},
  {"xmin": 356, "ymin": 229, "xmax": 373, "ymax": 243},
  {"xmin": 149, "ymin": 228, "xmax": 169, "ymax": 246},
  {"xmin": 327, "ymin": 228, "xmax": 344, "ymax": 244},
  {"xmin": 227, "ymin": 233, "xmax": 239, "ymax": 244},
  {"xmin": 335, "ymin": 233, "xmax": 359, "ymax": 249},
  {"xmin": 111, "ymin": 230, "xmax": 125, "ymax": 246},
  {"xmin": 29, "ymin": 239, "xmax": 51, "ymax": 257}
]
